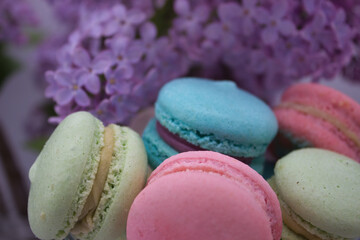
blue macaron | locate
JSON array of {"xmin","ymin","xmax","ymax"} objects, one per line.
[{"xmin": 143, "ymin": 77, "xmax": 278, "ymax": 171}]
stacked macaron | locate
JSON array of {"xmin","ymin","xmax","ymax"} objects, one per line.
[
  {"xmin": 28, "ymin": 112, "xmax": 148, "ymax": 240},
  {"xmin": 270, "ymin": 83, "xmax": 360, "ymax": 163},
  {"xmin": 142, "ymin": 77, "xmax": 278, "ymax": 174},
  {"xmin": 127, "ymin": 151, "xmax": 283, "ymax": 240}
]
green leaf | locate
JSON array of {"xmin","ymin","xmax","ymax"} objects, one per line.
[
  {"xmin": 25, "ymin": 137, "xmax": 47, "ymax": 152},
  {"xmin": 0, "ymin": 43, "xmax": 20, "ymax": 89},
  {"xmin": 150, "ymin": 0, "xmax": 176, "ymax": 36}
]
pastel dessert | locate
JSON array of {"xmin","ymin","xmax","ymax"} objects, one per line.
[
  {"xmin": 142, "ymin": 77, "xmax": 278, "ymax": 171},
  {"xmin": 270, "ymin": 83, "xmax": 360, "ymax": 163},
  {"xmin": 127, "ymin": 151, "xmax": 282, "ymax": 240},
  {"xmin": 28, "ymin": 112, "xmax": 148, "ymax": 240},
  {"xmin": 269, "ymin": 148, "xmax": 360, "ymax": 240}
]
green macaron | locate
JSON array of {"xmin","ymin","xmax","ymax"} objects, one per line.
[
  {"xmin": 269, "ymin": 148, "xmax": 360, "ymax": 240},
  {"xmin": 28, "ymin": 111, "xmax": 148, "ymax": 240}
]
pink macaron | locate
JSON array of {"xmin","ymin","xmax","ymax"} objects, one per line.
[
  {"xmin": 126, "ymin": 151, "xmax": 282, "ymax": 240},
  {"xmin": 270, "ymin": 83, "xmax": 360, "ymax": 163}
]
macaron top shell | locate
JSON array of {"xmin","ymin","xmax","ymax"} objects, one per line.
[
  {"xmin": 274, "ymin": 148, "xmax": 360, "ymax": 238},
  {"xmin": 28, "ymin": 112, "xmax": 104, "ymax": 239},
  {"xmin": 127, "ymin": 151, "xmax": 282, "ymax": 240},
  {"xmin": 155, "ymin": 78, "xmax": 278, "ymax": 157}
]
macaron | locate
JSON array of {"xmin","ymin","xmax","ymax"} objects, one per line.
[
  {"xmin": 126, "ymin": 151, "xmax": 282, "ymax": 240},
  {"xmin": 142, "ymin": 77, "xmax": 278, "ymax": 170},
  {"xmin": 269, "ymin": 148, "xmax": 360, "ymax": 240},
  {"xmin": 270, "ymin": 83, "xmax": 360, "ymax": 163},
  {"xmin": 28, "ymin": 111, "xmax": 148, "ymax": 240}
]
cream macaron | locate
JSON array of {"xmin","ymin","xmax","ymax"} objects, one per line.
[
  {"xmin": 28, "ymin": 111, "xmax": 148, "ymax": 240},
  {"xmin": 269, "ymin": 148, "xmax": 360, "ymax": 240}
]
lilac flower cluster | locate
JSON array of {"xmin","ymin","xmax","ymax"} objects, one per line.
[
  {"xmin": 169, "ymin": 0, "xmax": 354, "ymax": 100},
  {"xmin": 46, "ymin": 0, "xmax": 356, "ymax": 125},
  {"xmin": 330, "ymin": 0, "xmax": 360, "ymax": 81},
  {"xmin": 0, "ymin": 0, "xmax": 37, "ymax": 44},
  {"xmin": 46, "ymin": 3, "xmax": 188, "ymax": 125}
]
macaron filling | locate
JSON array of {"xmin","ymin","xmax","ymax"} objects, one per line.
[
  {"xmin": 276, "ymin": 102, "xmax": 360, "ymax": 153},
  {"xmin": 71, "ymin": 126, "xmax": 115, "ymax": 235},
  {"xmin": 156, "ymin": 121, "xmax": 252, "ymax": 164}
]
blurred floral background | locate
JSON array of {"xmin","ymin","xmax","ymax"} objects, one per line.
[{"xmin": 1, "ymin": 0, "xmax": 360, "ymax": 239}]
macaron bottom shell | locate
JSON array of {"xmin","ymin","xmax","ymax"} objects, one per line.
[{"xmin": 142, "ymin": 119, "xmax": 266, "ymax": 175}]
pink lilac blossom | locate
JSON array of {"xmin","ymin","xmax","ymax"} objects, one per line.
[
  {"xmin": 46, "ymin": 0, "xmax": 356, "ymax": 125},
  {"xmin": 0, "ymin": 0, "xmax": 37, "ymax": 44}
]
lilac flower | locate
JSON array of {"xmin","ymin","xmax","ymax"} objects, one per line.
[
  {"xmin": 140, "ymin": 22, "xmax": 161, "ymax": 67},
  {"xmin": 103, "ymin": 35, "xmax": 144, "ymax": 72},
  {"xmin": 71, "ymin": 47, "xmax": 112, "ymax": 94},
  {"xmin": 91, "ymin": 99, "xmax": 116, "ymax": 125},
  {"xmin": 173, "ymin": 0, "xmax": 210, "ymax": 40},
  {"xmin": 44, "ymin": 71, "xmax": 60, "ymax": 99},
  {"xmin": 110, "ymin": 95, "xmax": 140, "ymax": 124},
  {"xmin": 302, "ymin": 0, "xmax": 322, "ymax": 14},
  {"xmin": 237, "ymin": 0, "xmax": 261, "ymax": 36},
  {"xmin": 53, "ymin": 70, "xmax": 91, "ymax": 107},
  {"xmin": 105, "ymin": 66, "xmax": 134, "ymax": 95},
  {"xmin": 103, "ymin": 4, "xmax": 146, "ymax": 37},
  {"xmin": 43, "ymin": 0, "xmax": 357, "ymax": 125},
  {"xmin": 204, "ymin": 2, "xmax": 243, "ymax": 49},
  {"xmin": 330, "ymin": 9, "xmax": 354, "ymax": 49},
  {"xmin": 300, "ymin": 11, "xmax": 336, "ymax": 52},
  {"xmin": 256, "ymin": 0, "xmax": 296, "ymax": 45}
]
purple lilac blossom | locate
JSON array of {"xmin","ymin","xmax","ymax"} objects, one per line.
[
  {"xmin": 330, "ymin": 0, "xmax": 360, "ymax": 81},
  {"xmin": 0, "ymin": 0, "xmax": 37, "ymax": 44},
  {"xmin": 46, "ymin": 2, "xmax": 191, "ymax": 124},
  {"xmin": 46, "ymin": 0, "xmax": 356, "ymax": 125},
  {"xmin": 171, "ymin": 0, "xmax": 354, "ymax": 101}
]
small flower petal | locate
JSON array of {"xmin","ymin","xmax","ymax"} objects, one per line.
[
  {"xmin": 140, "ymin": 22, "xmax": 157, "ymax": 41},
  {"xmin": 174, "ymin": 0, "xmax": 190, "ymax": 16},
  {"xmin": 55, "ymin": 71, "xmax": 73, "ymax": 87},
  {"xmin": 83, "ymin": 74, "xmax": 101, "ymax": 94},
  {"xmin": 127, "ymin": 9, "xmax": 146, "ymax": 24},
  {"xmin": 72, "ymin": 47, "xmax": 91, "ymax": 68},
  {"xmin": 74, "ymin": 90, "xmax": 90, "ymax": 106},
  {"xmin": 278, "ymin": 20, "xmax": 296, "ymax": 36},
  {"xmin": 261, "ymin": 27, "xmax": 278, "ymax": 45},
  {"xmin": 55, "ymin": 88, "xmax": 74, "ymax": 105}
]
